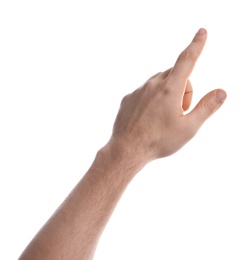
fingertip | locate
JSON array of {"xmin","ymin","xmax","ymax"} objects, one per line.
[
  {"xmin": 196, "ymin": 28, "xmax": 207, "ymax": 36},
  {"xmin": 215, "ymin": 89, "xmax": 227, "ymax": 103},
  {"xmin": 192, "ymin": 28, "xmax": 207, "ymax": 44}
]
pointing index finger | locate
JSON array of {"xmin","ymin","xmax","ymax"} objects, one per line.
[{"xmin": 169, "ymin": 28, "xmax": 207, "ymax": 85}]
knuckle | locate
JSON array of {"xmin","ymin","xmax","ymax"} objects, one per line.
[
  {"xmin": 120, "ymin": 94, "xmax": 130, "ymax": 106},
  {"xmin": 148, "ymin": 72, "xmax": 162, "ymax": 81},
  {"xmin": 178, "ymin": 48, "xmax": 196, "ymax": 63},
  {"xmin": 143, "ymin": 80, "xmax": 155, "ymax": 91},
  {"xmin": 203, "ymin": 101, "xmax": 215, "ymax": 116},
  {"xmin": 162, "ymin": 86, "xmax": 171, "ymax": 96}
]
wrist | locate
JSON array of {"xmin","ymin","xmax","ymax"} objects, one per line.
[{"xmin": 94, "ymin": 139, "xmax": 149, "ymax": 179}]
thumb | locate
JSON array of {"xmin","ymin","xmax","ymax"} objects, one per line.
[{"xmin": 186, "ymin": 88, "xmax": 227, "ymax": 131}]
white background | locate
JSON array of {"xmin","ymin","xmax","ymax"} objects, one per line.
[{"xmin": 0, "ymin": 0, "xmax": 251, "ymax": 259}]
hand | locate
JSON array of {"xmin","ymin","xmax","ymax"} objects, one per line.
[{"xmin": 109, "ymin": 28, "xmax": 227, "ymax": 162}]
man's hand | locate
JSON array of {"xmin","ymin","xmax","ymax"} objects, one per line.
[
  {"xmin": 109, "ymin": 28, "xmax": 226, "ymax": 161},
  {"xmin": 18, "ymin": 28, "xmax": 226, "ymax": 260}
]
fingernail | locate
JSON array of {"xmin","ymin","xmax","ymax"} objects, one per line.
[
  {"xmin": 197, "ymin": 28, "xmax": 207, "ymax": 35},
  {"xmin": 216, "ymin": 89, "xmax": 227, "ymax": 102}
]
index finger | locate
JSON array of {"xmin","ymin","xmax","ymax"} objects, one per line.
[{"xmin": 169, "ymin": 28, "xmax": 207, "ymax": 85}]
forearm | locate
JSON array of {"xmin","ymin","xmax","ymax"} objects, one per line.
[{"xmin": 19, "ymin": 141, "xmax": 146, "ymax": 260}]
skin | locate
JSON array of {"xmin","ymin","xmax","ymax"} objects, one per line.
[{"xmin": 18, "ymin": 28, "xmax": 227, "ymax": 260}]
